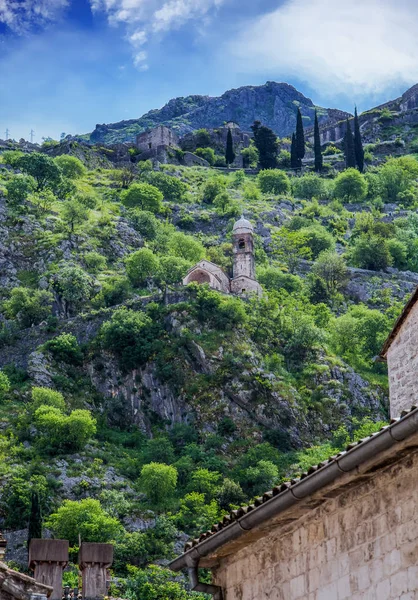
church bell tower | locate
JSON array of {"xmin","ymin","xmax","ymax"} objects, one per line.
[{"xmin": 232, "ymin": 216, "xmax": 256, "ymax": 280}]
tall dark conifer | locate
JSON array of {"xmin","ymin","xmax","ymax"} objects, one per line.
[
  {"xmin": 251, "ymin": 121, "xmax": 279, "ymax": 169},
  {"xmin": 225, "ymin": 128, "xmax": 236, "ymax": 167},
  {"xmin": 354, "ymin": 107, "xmax": 364, "ymax": 173},
  {"xmin": 295, "ymin": 108, "xmax": 305, "ymax": 165},
  {"xmin": 344, "ymin": 119, "xmax": 356, "ymax": 169},
  {"xmin": 28, "ymin": 491, "xmax": 42, "ymax": 546},
  {"xmin": 314, "ymin": 110, "xmax": 323, "ymax": 172},
  {"xmin": 290, "ymin": 133, "xmax": 298, "ymax": 169}
]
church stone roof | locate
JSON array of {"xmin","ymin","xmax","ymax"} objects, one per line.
[{"xmin": 233, "ymin": 217, "xmax": 254, "ymax": 234}]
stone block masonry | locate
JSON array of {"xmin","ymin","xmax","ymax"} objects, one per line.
[
  {"xmin": 386, "ymin": 300, "xmax": 418, "ymax": 418},
  {"xmin": 213, "ymin": 447, "xmax": 418, "ymax": 599}
]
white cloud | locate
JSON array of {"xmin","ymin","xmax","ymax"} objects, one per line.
[
  {"xmin": 90, "ymin": 0, "xmax": 225, "ymax": 69},
  {"xmin": 230, "ymin": 0, "xmax": 418, "ymax": 97},
  {"xmin": 0, "ymin": 0, "xmax": 69, "ymax": 33}
]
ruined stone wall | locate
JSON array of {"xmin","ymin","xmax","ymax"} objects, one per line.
[
  {"xmin": 214, "ymin": 448, "xmax": 418, "ymax": 600},
  {"xmin": 386, "ymin": 301, "xmax": 418, "ymax": 419}
]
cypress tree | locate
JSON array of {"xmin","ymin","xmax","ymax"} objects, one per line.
[
  {"xmin": 295, "ymin": 108, "xmax": 305, "ymax": 164},
  {"xmin": 28, "ymin": 491, "xmax": 42, "ymax": 546},
  {"xmin": 344, "ymin": 119, "xmax": 356, "ymax": 169},
  {"xmin": 290, "ymin": 133, "xmax": 298, "ymax": 169},
  {"xmin": 251, "ymin": 121, "xmax": 279, "ymax": 169},
  {"xmin": 225, "ymin": 128, "xmax": 236, "ymax": 167},
  {"xmin": 354, "ymin": 107, "xmax": 364, "ymax": 173},
  {"xmin": 314, "ymin": 110, "xmax": 323, "ymax": 172}
]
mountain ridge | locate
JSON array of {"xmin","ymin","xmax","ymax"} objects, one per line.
[{"xmin": 85, "ymin": 81, "xmax": 352, "ymax": 144}]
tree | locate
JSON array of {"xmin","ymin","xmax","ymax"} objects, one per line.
[
  {"xmin": 0, "ymin": 371, "xmax": 10, "ymax": 401},
  {"xmin": 148, "ymin": 172, "xmax": 188, "ymax": 202},
  {"xmin": 378, "ymin": 156, "xmax": 418, "ymax": 202},
  {"xmin": 350, "ymin": 235, "xmax": 393, "ymax": 271},
  {"xmin": 128, "ymin": 210, "xmax": 159, "ymax": 240},
  {"xmin": 251, "ymin": 121, "xmax": 279, "ymax": 169},
  {"xmin": 139, "ymin": 463, "xmax": 178, "ymax": 506},
  {"xmin": 31, "ymin": 387, "xmax": 65, "ymax": 411},
  {"xmin": 298, "ymin": 225, "xmax": 335, "ymax": 259},
  {"xmin": 125, "ymin": 248, "xmax": 160, "ymax": 287},
  {"xmin": 354, "ymin": 107, "xmax": 364, "ymax": 173},
  {"xmin": 295, "ymin": 108, "xmax": 305, "ymax": 164},
  {"xmin": 34, "ymin": 406, "xmax": 96, "ymax": 453},
  {"xmin": 188, "ymin": 468, "xmax": 221, "ymax": 501},
  {"xmin": 44, "ymin": 333, "xmax": 83, "ymax": 365},
  {"xmin": 30, "ymin": 189, "xmax": 56, "ymax": 214},
  {"xmin": 46, "ymin": 499, "xmax": 122, "ymax": 546},
  {"xmin": 241, "ymin": 145, "xmax": 259, "ymax": 168},
  {"xmin": 16, "ymin": 153, "xmax": 61, "ymax": 191},
  {"xmin": 314, "ymin": 110, "xmax": 323, "ymax": 172},
  {"xmin": 240, "ymin": 459, "xmax": 279, "ymax": 497},
  {"xmin": 54, "ymin": 155, "xmax": 86, "ymax": 179},
  {"xmin": 312, "ymin": 251, "xmax": 348, "ymax": 296},
  {"xmin": 168, "ymin": 232, "xmax": 205, "ymax": 263},
  {"xmin": 28, "ymin": 491, "xmax": 42, "ymax": 545},
  {"xmin": 257, "ymin": 170, "xmax": 290, "ymax": 195},
  {"xmin": 270, "ymin": 229, "xmax": 312, "ymax": 273},
  {"xmin": 333, "ymin": 168, "xmax": 368, "ymax": 203},
  {"xmin": 344, "ymin": 119, "xmax": 356, "ymax": 169},
  {"xmin": 290, "ymin": 133, "xmax": 298, "ymax": 169},
  {"xmin": 225, "ymin": 128, "xmax": 236, "ymax": 167},
  {"xmin": 100, "ymin": 308, "xmax": 157, "ymax": 370},
  {"xmin": 126, "ymin": 565, "xmax": 202, "ymax": 600},
  {"xmin": 51, "ymin": 263, "xmax": 94, "ymax": 317},
  {"xmin": 201, "ymin": 177, "xmax": 226, "ymax": 204},
  {"xmin": 292, "ymin": 173, "xmax": 325, "ymax": 199},
  {"xmin": 4, "ymin": 287, "xmax": 54, "ymax": 328},
  {"xmin": 61, "ymin": 199, "xmax": 89, "ymax": 233},
  {"xmin": 194, "ymin": 147, "xmax": 216, "ymax": 166},
  {"xmin": 213, "ymin": 191, "xmax": 241, "ymax": 217},
  {"xmin": 121, "ymin": 183, "xmax": 163, "ymax": 213},
  {"xmin": 5, "ymin": 175, "xmax": 36, "ymax": 206}
]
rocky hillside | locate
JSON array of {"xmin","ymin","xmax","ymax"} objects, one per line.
[{"xmin": 85, "ymin": 81, "xmax": 351, "ymax": 144}]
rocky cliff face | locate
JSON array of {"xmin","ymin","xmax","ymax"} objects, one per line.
[{"xmin": 86, "ymin": 82, "xmax": 351, "ymax": 144}]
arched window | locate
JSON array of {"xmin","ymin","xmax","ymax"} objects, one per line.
[{"xmin": 238, "ymin": 238, "xmax": 245, "ymax": 250}]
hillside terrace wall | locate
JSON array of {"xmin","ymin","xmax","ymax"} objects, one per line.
[{"xmin": 213, "ymin": 444, "xmax": 418, "ymax": 600}]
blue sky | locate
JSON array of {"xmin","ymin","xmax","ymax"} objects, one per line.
[{"xmin": 1, "ymin": 0, "xmax": 418, "ymax": 141}]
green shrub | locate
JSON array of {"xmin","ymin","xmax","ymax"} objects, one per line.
[
  {"xmin": 46, "ymin": 499, "xmax": 121, "ymax": 546},
  {"xmin": 257, "ymin": 169, "xmax": 290, "ymax": 195},
  {"xmin": 298, "ymin": 225, "xmax": 335, "ymax": 258},
  {"xmin": 5, "ymin": 175, "xmax": 36, "ymax": 205},
  {"xmin": 15, "ymin": 152, "xmax": 62, "ymax": 191},
  {"xmin": 127, "ymin": 210, "xmax": 159, "ymax": 240},
  {"xmin": 44, "ymin": 333, "xmax": 83, "ymax": 365},
  {"xmin": 213, "ymin": 191, "xmax": 241, "ymax": 217},
  {"xmin": 84, "ymin": 251, "xmax": 107, "ymax": 273},
  {"xmin": 100, "ymin": 308, "xmax": 157, "ymax": 370},
  {"xmin": 34, "ymin": 406, "xmax": 96, "ymax": 453},
  {"xmin": 333, "ymin": 168, "xmax": 368, "ymax": 202},
  {"xmin": 195, "ymin": 147, "xmax": 216, "ymax": 165},
  {"xmin": 139, "ymin": 463, "xmax": 178, "ymax": 506},
  {"xmin": 125, "ymin": 249, "xmax": 160, "ymax": 287},
  {"xmin": 92, "ymin": 276, "xmax": 131, "ymax": 308},
  {"xmin": 126, "ymin": 565, "xmax": 203, "ymax": 600},
  {"xmin": 193, "ymin": 286, "xmax": 247, "ymax": 329},
  {"xmin": 31, "ymin": 387, "xmax": 65, "ymax": 411},
  {"xmin": 292, "ymin": 174, "xmax": 326, "ymax": 199},
  {"xmin": 0, "ymin": 371, "xmax": 10, "ymax": 401},
  {"xmin": 3, "ymin": 287, "xmax": 54, "ymax": 328},
  {"xmin": 350, "ymin": 235, "xmax": 393, "ymax": 271},
  {"xmin": 54, "ymin": 155, "xmax": 86, "ymax": 179},
  {"xmin": 51, "ymin": 263, "xmax": 95, "ymax": 316},
  {"xmin": 121, "ymin": 183, "xmax": 163, "ymax": 213},
  {"xmin": 257, "ymin": 267, "xmax": 304, "ymax": 294},
  {"xmin": 201, "ymin": 177, "xmax": 226, "ymax": 203},
  {"xmin": 168, "ymin": 232, "xmax": 205, "ymax": 263},
  {"xmin": 148, "ymin": 172, "xmax": 188, "ymax": 202}
]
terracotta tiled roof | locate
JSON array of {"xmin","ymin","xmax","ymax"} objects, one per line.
[{"xmin": 182, "ymin": 406, "xmax": 418, "ymax": 553}]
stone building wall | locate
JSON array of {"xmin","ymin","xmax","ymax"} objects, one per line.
[
  {"xmin": 386, "ymin": 301, "xmax": 418, "ymax": 419},
  {"xmin": 136, "ymin": 126, "xmax": 179, "ymax": 151},
  {"xmin": 213, "ymin": 447, "xmax": 418, "ymax": 600}
]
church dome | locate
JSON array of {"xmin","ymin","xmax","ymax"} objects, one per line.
[{"xmin": 233, "ymin": 217, "xmax": 254, "ymax": 235}]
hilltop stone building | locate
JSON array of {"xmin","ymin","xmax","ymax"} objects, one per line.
[
  {"xmin": 170, "ymin": 290, "xmax": 418, "ymax": 599},
  {"xmin": 183, "ymin": 217, "xmax": 262, "ymax": 296},
  {"xmin": 136, "ymin": 125, "xmax": 179, "ymax": 154}
]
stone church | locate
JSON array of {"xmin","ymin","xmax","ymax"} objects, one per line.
[
  {"xmin": 170, "ymin": 290, "xmax": 418, "ymax": 599},
  {"xmin": 183, "ymin": 217, "xmax": 262, "ymax": 296}
]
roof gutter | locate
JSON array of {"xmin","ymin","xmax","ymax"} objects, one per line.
[{"xmin": 170, "ymin": 408, "xmax": 418, "ymax": 573}]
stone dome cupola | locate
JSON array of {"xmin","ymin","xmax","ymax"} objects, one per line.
[{"xmin": 233, "ymin": 216, "xmax": 254, "ymax": 235}]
